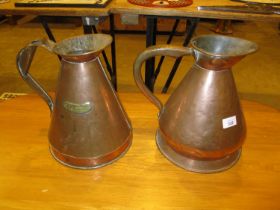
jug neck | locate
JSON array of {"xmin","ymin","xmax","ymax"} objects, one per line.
[
  {"xmin": 60, "ymin": 53, "xmax": 99, "ymax": 63},
  {"xmin": 193, "ymin": 49, "xmax": 245, "ymax": 71}
]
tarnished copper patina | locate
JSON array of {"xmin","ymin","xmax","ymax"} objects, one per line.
[
  {"xmin": 16, "ymin": 34, "xmax": 132, "ymax": 169},
  {"xmin": 134, "ymin": 35, "xmax": 257, "ymax": 173}
]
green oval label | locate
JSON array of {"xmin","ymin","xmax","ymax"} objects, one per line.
[{"xmin": 63, "ymin": 101, "xmax": 92, "ymax": 114}]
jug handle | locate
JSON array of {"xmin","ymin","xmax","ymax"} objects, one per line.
[
  {"xmin": 133, "ymin": 44, "xmax": 193, "ymax": 111},
  {"xmin": 16, "ymin": 39, "xmax": 56, "ymax": 112}
]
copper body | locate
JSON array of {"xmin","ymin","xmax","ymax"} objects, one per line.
[
  {"xmin": 134, "ymin": 35, "xmax": 257, "ymax": 173},
  {"xmin": 17, "ymin": 34, "xmax": 132, "ymax": 169}
]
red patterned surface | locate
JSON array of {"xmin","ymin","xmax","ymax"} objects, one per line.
[{"xmin": 128, "ymin": 0, "xmax": 192, "ymax": 8}]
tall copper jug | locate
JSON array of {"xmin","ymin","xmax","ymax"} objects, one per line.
[
  {"xmin": 134, "ymin": 35, "xmax": 257, "ymax": 173},
  {"xmin": 16, "ymin": 34, "xmax": 132, "ymax": 169}
]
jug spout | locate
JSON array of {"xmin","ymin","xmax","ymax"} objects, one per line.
[{"xmin": 191, "ymin": 35, "xmax": 258, "ymax": 70}]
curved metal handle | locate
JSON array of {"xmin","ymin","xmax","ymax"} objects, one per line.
[
  {"xmin": 16, "ymin": 39, "xmax": 56, "ymax": 112},
  {"xmin": 133, "ymin": 44, "xmax": 193, "ymax": 111}
]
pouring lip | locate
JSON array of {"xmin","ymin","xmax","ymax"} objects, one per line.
[
  {"xmin": 190, "ymin": 34, "xmax": 258, "ymax": 58},
  {"xmin": 52, "ymin": 34, "xmax": 113, "ymax": 61}
]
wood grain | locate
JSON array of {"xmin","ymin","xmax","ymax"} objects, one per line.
[
  {"xmin": 0, "ymin": 93, "xmax": 279, "ymax": 209},
  {"xmin": 0, "ymin": 0, "xmax": 110, "ymax": 16},
  {"xmin": 110, "ymin": 0, "xmax": 280, "ymax": 21},
  {"xmin": 0, "ymin": 0, "xmax": 280, "ymax": 21}
]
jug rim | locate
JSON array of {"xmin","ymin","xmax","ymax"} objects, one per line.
[
  {"xmin": 52, "ymin": 34, "xmax": 112, "ymax": 62},
  {"xmin": 190, "ymin": 34, "xmax": 258, "ymax": 58}
]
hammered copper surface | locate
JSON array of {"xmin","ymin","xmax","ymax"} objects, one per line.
[
  {"xmin": 16, "ymin": 34, "xmax": 132, "ymax": 169},
  {"xmin": 134, "ymin": 35, "xmax": 257, "ymax": 173}
]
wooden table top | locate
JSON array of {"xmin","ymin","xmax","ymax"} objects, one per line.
[
  {"xmin": 0, "ymin": 0, "xmax": 110, "ymax": 16},
  {"xmin": 0, "ymin": 92, "xmax": 279, "ymax": 209},
  {"xmin": 0, "ymin": 0, "xmax": 280, "ymax": 21},
  {"xmin": 111, "ymin": 0, "xmax": 280, "ymax": 21}
]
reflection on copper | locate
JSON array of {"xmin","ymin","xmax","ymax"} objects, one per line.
[
  {"xmin": 17, "ymin": 34, "xmax": 133, "ymax": 169},
  {"xmin": 134, "ymin": 35, "xmax": 257, "ymax": 173}
]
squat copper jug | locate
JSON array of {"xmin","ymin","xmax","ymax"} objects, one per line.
[
  {"xmin": 134, "ymin": 35, "xmax": 257, "ymax": 173},
  {"xmin": 17, "ymin": 34, "xmax": 132, "ymax": 169}
]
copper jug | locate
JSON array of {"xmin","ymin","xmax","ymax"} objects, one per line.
[
  {"xmin": 16, "ymin": 34, "xmax": 132, "ymax": 169},
  {"xmin": 134, "ymin": 35, "xmax": 257, "ymax": 173}
]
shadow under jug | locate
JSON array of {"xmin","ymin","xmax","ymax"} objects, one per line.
[
  {"xmin": 17, "ymin": 34, "xmax": 132, "ymax": 169},
  {"xmin": 134, "ymin": 35, "xmax": 257, "ymax": 173}
]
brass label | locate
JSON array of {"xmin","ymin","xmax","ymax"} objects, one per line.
[{"xmin": 63, "ymin": 101, "xmax": 92, "ymax": 114}]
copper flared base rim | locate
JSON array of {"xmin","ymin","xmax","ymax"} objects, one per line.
[
  {"xmin": 49, "ymin": 133, "xmax": 132, "ymax": 169},
  {"xmin": 156, "ymin": 129, "xmax": 241, "ymax": 173}
]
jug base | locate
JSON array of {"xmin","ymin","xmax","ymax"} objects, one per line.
[
  {"xmin": 156, "ymin": 130, "xmax": 241, "ymax": 173},
  {"xmin": 49, "ymin": 134, "xmax": 132, "ymax": 169}
]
